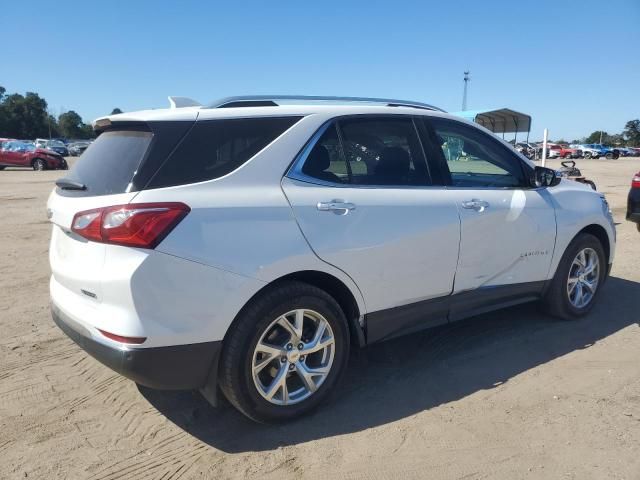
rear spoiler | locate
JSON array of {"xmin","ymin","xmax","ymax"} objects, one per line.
[{"xmin": 168, "ymin": 96, "xmax": 202, "ymax": 108}]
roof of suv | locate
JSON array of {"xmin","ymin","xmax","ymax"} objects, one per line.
[{"xmin": 93, "ymin": 96, "xmax": 448, "ymax": 125}]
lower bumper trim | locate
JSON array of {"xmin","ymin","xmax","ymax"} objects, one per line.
[{"xmin": 52, "ymin": 304, "xmax": 221, "ymax": 391}]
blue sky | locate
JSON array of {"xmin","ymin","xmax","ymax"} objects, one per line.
[{"xmin": 4, "ymin": 0, "xmax": 639, "ymax": 141}]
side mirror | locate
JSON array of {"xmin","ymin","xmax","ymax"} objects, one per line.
[{"xmin": 532, "ymin": 166, "xmax": 561, "ymax": 188}]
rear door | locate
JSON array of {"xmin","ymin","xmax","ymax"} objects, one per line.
[
  {"xmin": 1, "ymin": 142, "xmax": 22, "ymax": 166},
  {"xmin": 421, "ymin": 116, "xmax": 556, "ymax": 316},
  {"xmin": 282, "ymin": 116, "xmax": 461, "ymax": 342}
]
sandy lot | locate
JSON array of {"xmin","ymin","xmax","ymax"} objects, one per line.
[{"xmin": 1, "ymin": 156, "xmax": 639, "ymax": 480}]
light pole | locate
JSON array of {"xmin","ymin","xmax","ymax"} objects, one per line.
[{"xmin": 462, "ymin": 71, "xmax": 470, "ymax": 111}]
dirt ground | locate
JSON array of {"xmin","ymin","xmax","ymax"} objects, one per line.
[{"xmin": 1, "ymin": 156, "xmax": 639, "ymax": 480}]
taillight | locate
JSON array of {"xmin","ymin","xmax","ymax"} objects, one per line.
[
  {"xmin": 632, "ymin": 172, "xmax": 640, "ymax": 188},
  {"xmin": 71, "ymin": 202, "xmax": 190, "ymax": 248}
]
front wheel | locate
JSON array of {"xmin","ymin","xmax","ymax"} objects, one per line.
[
  {"xmin": 33, "ymin": 158, "xmax": 46, "ymax": 171},
  {"xmin": 584, "ymin": 152, "xmax": 592, "ymax": 159},
  {"xmin": 218, "ymin": 281, "xmax": 350, "ymax": 423},
  {"xmin": 542, "ymin": 233, "xmax": 606, "ymax": 319}
]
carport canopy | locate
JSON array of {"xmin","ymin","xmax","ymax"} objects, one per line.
[{"xmin": 452, "ymin": 108, "xmax": 532, "ymax": 141}]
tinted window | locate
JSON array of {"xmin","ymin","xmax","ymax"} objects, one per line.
[
  {"xmin": 148, "ymin": 117, "xmax": 301, "ymax": 189},
  {"xmin": 338, "ymin": 117, "xmax": 430, "ymax": 186},
  {"xmin": 429, "ymin": 117, "xmax": 525, "ymax": 188},
  {"xmin": 57, "ymin": 130, "xmax": 153, "ymax": 196},
  {"xmin": 300, "ymin": 124, "xmax": 349, "ymax": 183}
]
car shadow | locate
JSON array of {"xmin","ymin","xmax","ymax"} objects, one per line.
[{"xmin": 138, "ymin": 276, "xmax": 639, "ymax": 453}]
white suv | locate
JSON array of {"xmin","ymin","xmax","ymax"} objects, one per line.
[{"xmin": 48, "ymin": 96, "xmax": 616, "ymax": 423}]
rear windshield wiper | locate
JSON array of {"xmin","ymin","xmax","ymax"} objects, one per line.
[{"xmin": 55, "ymin": 178, "xmax": 87, "ymax": 191}]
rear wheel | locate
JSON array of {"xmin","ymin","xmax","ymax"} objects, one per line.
[
  {"xmin": 584, "ymin": 152, "xmax": 592, "ymax": 159},
  {"xmin": 218, "ymin": 281, "xmax": 350, "ymax": 423},
  {"xmin": 605, "ymin": 153, "xmax": 613, "ymax": 160},
  {"xmin": 542, "ymin": 233, "xmax": 606, "ymax": 319},
  {"xmin": 32, "ymin": 158, "xmax": 46, "ymax": 171},
  {"xmin": 0, "ymin": 166, "xmax": 5, "ymax": 170}
]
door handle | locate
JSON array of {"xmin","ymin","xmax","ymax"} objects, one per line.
[
  {"xmin": 461, "ymin": 199, "xmax": 490, "ymax": 212},
  {"xmin": 317, "ymin": 200, "xmax": 356, "ymax": 215}
]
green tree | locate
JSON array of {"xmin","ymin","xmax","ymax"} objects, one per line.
[
  {"xmin": 58, "ymin": 111, "xmax": 95, "ymax": 139},
  {"xmin": 585, "ymin": 131, "xmax": 607, "ymax": 144},
  {"xmin": 0, "ymin": 92, "xmax": 49, "ymax": 138},
  {"xmin": 623, "ymin": 119, "xmax": 640, "ymax": 146},
  {"xmin": 58, "ymin": 110, "xmax": 87, "ymax": 138},
  {"xmin": 110, "ymin": 108, "xmax": 123, "ymax": 115}
]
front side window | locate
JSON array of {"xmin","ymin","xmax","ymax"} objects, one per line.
[
  {"xmin": 298, "ymin": 116, "xmax": 430, "ymax": 187},
  {"xmin": 428, "ymin": 117, "xmax": 525, "ymax": 188}
]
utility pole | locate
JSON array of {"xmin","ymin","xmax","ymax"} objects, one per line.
[
  {"xmin": 462, "ymin": 70, "xmax": 470, "ymax": 111},
  {"xmin": 599, "ymin": 131, "xmax": 603, "ymax": 144}
]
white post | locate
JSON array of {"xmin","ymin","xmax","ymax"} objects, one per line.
[{"xmin": 541, "ymin": 128, "xmax": 548, "ymax": 167}]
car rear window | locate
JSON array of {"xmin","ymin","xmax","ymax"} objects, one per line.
[
  {"xmin": 59, "ymin": 129, "xmax": 153, "ymax": 196},
  {"xmin": 56, "ymin": 116, "xmax": 301, "ymax": 197},
  {"xmin": 145, "ymin": 116, "xmax": 302, "ymax": 189}
]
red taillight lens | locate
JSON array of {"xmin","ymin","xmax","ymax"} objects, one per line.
[
  {"xmin": 632, "ymin": 173, "xmax": 640, "ymax": 188},
  {"xmin": 71, "ymin": 202, "xmax": 190, "ymax": 248}
]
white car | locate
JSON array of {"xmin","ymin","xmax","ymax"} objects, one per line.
[{"xmin": 48, "ymin": 96, "xmax": 616, "ymax": 423}]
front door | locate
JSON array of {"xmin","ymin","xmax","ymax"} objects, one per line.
[{"xmin": 423, "ymin": 117, "xmax": 556, "ymax": 316}]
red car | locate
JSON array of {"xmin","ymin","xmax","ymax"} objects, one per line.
[
  {"xmin": 0, "ymin": 141, "xmax": 68, "ymax": 171},
  {"xmin": 558, "ymin": 145, "xmax": 582, "ymax": 159}
]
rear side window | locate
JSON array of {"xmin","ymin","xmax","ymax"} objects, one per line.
[
  {"xmin": 60, "ymin": 130, "xmax": 153, "ymax": 196},
  {"xmin": 147, "ymin": 116, "xmax": 302, "ymax": 189}
]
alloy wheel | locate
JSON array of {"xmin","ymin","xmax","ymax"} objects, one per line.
[
  {"xmin": 567, "ymin": 247, "xmax": 600, "ymax": 309},
  {"xmin": 251, "ymin": 309, "xmax": 335, "ymax": 405}
]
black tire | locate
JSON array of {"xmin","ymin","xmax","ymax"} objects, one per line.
[
  {"xmin": 0, "ymin": 166, "xmax": 5, "ymax": 170},
  {"xmin": 218, "ymin": 281, "xmax": 350, "ymax": 423},
  {"xmin": 32, "ymin": 158, "xmax": 46, "ymax": 171},
  {"xmin": 584, "ymin": 152, "xmax": 592, "ymax": 159},
  {"xmin": 605, "ymin": 153, "xmax": 613, "ymax": 160},
  {"xmin": 542, "ymin": 233, "xmax": 606, "ymax": 320}
]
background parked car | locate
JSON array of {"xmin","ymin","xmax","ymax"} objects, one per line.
[
  {"xmin": 571, "ymin": 144, "xmax": 602, "ymax": 159},
  {"xmin": 514, "ymin": 142, "xmax": 536, "ymax": 159},
  {"xmin": 0, "ymin": 140, "xmax": 68, "ymax": 170},
  {"xmin": 586, "ymin": 144, "xmax": 619, "ymax": 159},
  {"xmin": 627, "ymin": 171, "xmax": 640, "ymax": 232},
  {"xmin": 68, "ymin": 141, "xmax": 91, "ymax": 156},
  {"xmin": 547, "ymin": 144, "xmax": 562, "ymax": 158},
  {"xmin": 35, "ymin": 138, "xmax": 70, "ymax": 156},
  {"xmin": 558, "ymin": 145, "xmax": 582, "ymax": 159},
  {"xmin": 615, "ymin": 147, "xmax": 634, "ymax": 157}
]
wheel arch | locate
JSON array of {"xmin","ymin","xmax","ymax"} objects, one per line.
[
  {"xmin": 578, "ymin": 223, "xmax": 611, "ymax": 264},
  {"xmin": 225, "ymin": 270, "xmax": 366, "ymax": 349}
]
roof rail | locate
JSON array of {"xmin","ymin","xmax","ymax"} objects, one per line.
[{"xmin": 207, "ymin": 95, "xmax": 446, "ymax": 112}]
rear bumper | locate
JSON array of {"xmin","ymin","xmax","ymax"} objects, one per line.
[{"xmin": 52, "ymin": 303, "xmax": 221, "ymax": 391}]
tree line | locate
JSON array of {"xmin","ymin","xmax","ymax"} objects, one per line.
[
  {"xmin": 0, "ymin": 86, "xmax": 122, "ymax": 140},
  {"xmin": 553, "ymin": 122, "xmax": 640, "ymax": 147},
  {"xmin": 1, "ymin": 85, "xmax": 638, "ymax": 146}
]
